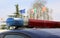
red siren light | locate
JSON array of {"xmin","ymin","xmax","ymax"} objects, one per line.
[{"xmin": 28, "ymin": 19, "xmax": 60, "ymax": 28}]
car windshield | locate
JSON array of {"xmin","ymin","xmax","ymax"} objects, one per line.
[{"xmin": 4, "ymin": 35, "xmax": 24, "ymax": 38}]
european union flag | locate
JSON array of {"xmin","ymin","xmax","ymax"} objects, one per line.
[{"xmin": 20, "ymin": 9, "xmax": 25, "ymax": 14}]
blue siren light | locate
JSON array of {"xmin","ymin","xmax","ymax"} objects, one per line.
[
  {"xmin": 6, "ymin": 18, "xmax": 14, "ymax": 26},
  {"xmin": 14, "ymin": 18, "xmax": 24, "ymax": 26},
  {"xmin": 6, "ymin": 18, "xmax": 24, "ymax": 26}
]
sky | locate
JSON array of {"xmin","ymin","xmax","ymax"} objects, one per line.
[
  {"xmin": 46, "ymin": 0, "xmax": 60, "ymax": 21},
  {"xmin": 0, "ymin": 0, "xmax": 60, "ymax": 21}
]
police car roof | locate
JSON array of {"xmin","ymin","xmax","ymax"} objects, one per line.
[{"xmin": 0, "ymin": 29, "xmax": 60, "ymax": 38}]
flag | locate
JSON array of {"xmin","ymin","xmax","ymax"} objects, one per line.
[
  {"xmin": 30, "ymin": 8, "xmax": 37, "ymax": 14},
  {"xmin": 42, "ymin": 6, "xmax": 46, "ymax": 12},
  {"xmin": 34, "ymin": 8, "xmax": 37, "ymax": 13},
  {"xmin": 30, "ymin": 9, "xmax": 34, "ymax": 14},
  {"xmin": 20, "ymin": 9, "xmax": 25, "ymax": 14}
]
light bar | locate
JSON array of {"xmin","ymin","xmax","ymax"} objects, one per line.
[{"xmin": 6, "ymin": 18, "xmax": 60, "ymax": 28}]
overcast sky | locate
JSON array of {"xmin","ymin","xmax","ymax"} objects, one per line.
[{"xmin": 0, "ymin": 0, "xmax": 60, "ymax": 21}]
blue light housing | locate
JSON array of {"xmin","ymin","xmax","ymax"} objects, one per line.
[
  {"xmin": 6, "ymin": 18, "xmax": 14, "ymax": 26},
  {"xmin": 14, "ymin": 18, "xmax": 24, "ymax": 26},
  {"xmin": 6, "ymin": 18, "xmax": 24, "ymax": 26}
]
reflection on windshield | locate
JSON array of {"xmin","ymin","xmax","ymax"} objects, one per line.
[{"xmin": 5, "ymin": 35, "xmax": 24, "ymax": 38}]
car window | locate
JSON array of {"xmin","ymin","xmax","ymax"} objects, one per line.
[
  {"xmin": 2, "ymin": 32, "xmax": 30, "ymax": 38},
  {"xmin": 4, "ymin": 35, "xmax": 24, "ymax": 38}
]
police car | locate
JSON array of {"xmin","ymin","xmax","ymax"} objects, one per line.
[{"xmin": 0, "ymin": 18, "xmax": 60, "ymax": 38}]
